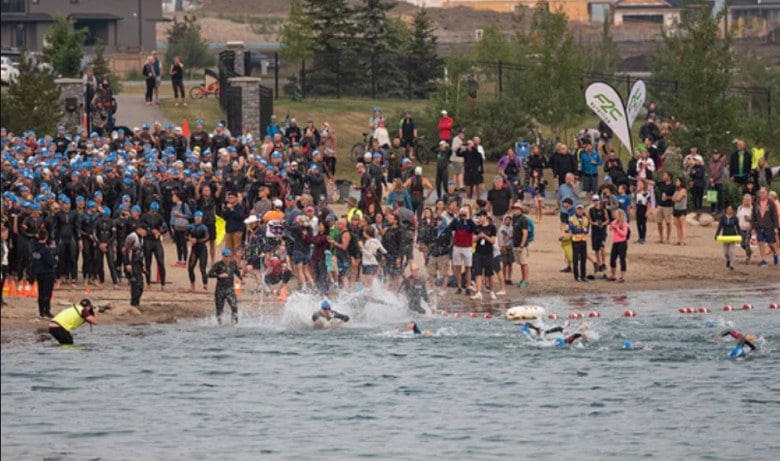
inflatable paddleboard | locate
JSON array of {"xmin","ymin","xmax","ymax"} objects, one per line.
[
  {"xmin": 505, "ymin": 305, "xmax": 546, "ymax": 321},
  {"xmin": 716, "ymin": 235, "xmax": 742, "ymax": 243}
]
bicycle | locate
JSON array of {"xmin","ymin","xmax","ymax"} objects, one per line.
[
  {"xmin": 190, "ymin": 81, "xmax": 220, "ymax": 99},
  {"xmin": 349, "ymin": 132, "xmax": 371, "ymax": 162},
  {"xmin": 411, "ymin": 137, "xmax": 434, "ymax": 165}
]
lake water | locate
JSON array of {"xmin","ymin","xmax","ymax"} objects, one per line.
[{"xmin": 2, "ymin": 285, "xmax": 779, "ymax": 460}]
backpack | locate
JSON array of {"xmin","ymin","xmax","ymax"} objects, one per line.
[{"xmin": 525, "ymin": 215, "xmax": 535, "ymax": 245}]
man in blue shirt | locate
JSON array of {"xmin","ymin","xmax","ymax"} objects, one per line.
[
  {"xmin": 556, "ymin": 173, "xmax": 579, "ymax": 223},
  {"xmin": 579, "ymin": 140, "xmax": 602, "ymax": 196}
]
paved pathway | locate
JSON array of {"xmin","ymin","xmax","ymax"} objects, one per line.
[{"xmin": 114, "ymin": 92, "xmax": 172, "ymax": 129}]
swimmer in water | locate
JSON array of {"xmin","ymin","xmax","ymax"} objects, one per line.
[
  {"xmin": 555, "ymin": 333, "xmax": 585, "ymax": 346},
  {"xmin": 406, "ymin": 322, "xmax": 434, "ymax": 336},
  {"xmin": 720, "ymin": 329, "xmax": 756, "ymax": 357},
  {"xmin": 521, "ymin": 322, "xmax": 565, "ymax": 336},
  {"xmin": 312, "ymin": 300, "xmax": 350, "ymax": 327}
]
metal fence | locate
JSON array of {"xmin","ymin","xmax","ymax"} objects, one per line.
[{"xmin": 473, "ymin": 60, "xmax": 772, "ymax": 122}]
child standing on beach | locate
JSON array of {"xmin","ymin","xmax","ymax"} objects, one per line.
[{"xmin": 714, "ymin": 205, "xmax": 740, "ymax": 270}]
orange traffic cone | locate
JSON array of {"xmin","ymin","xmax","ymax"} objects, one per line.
[
  {"xmin": 181, "ymin": 119, "xmax": 191, "ymax": 138},
  {"xmin": 85, "ymin": 287, "xmax": 92, "ymax": 296},
  {"xmin": 10, "ymin": 281, "xmax": 19, "ymax": 297},
  {"xmin": 234, "ymin": 279, "xmax": 242, "ymax": 296},
  {"xmin": 2, "ymin": 279, "xmax": 10, "ymax": 298},
  {"xmin": 276, "ymin": 285, "xmax": 288, "ymax": 302},
  {"xmin": 22, "ymin": 281, "xmax": 32, "ymax": 297}
]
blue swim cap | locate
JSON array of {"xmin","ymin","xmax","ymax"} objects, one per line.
[
  {"xmin": 103, "ymin": 207, "xmax": 112, "ymax": 217},
  {"xmin": 131, "ymin": 205, "xmax": 141, "ymax": 213},
  {"xmin": 222, "ymin": 248, "xmax": 232, "ymax": 257},
  {"xmin": 94, "ymin": 190, "xmax": 102, "ymax": 197},
  {"xmin": 150, "ymin": 201, "xmax": 159, "ymax": 211},
  {"xmin": 76, "ymin": 195, "xmax": 85, "ymax": 203},
  {"xmin": 555, "ymin": 338, "xmax": 565, "ymax": 346},
  {"xmin": 730, "ymin": 345, "xmax": 745, "ymax": 359},
  {"xmin": 623, "ymin": 341, "xmax": 632, "ymax": 350},
  {"xmin": 705, "ymin": 320, "xmax": 715, "ymax": 328},
  {"xmin": 122, "ymin": 194, "xmax": 131, "ymax": 202},
  {"xmin": 521, "ymin": 325, "xmax": 531, "ymax": 334},
  {"xmin": 194, "ymin": 211, "xmax": 203, "ymax": 218},
  {"xmin": 87, "ymin": 200, "xmax": 97, "ymax": 209},
  {"xmin": 321, "ymin": 300, "xmax": 331, "ymax": 309}
]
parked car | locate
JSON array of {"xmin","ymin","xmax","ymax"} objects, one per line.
[
  {"xmin": 1, "ymin": 49, "xmax": 53, "ymax": 75},
  {"xmin": 1, "ymin": 56, "xmax": 20, "ymax": 85}
]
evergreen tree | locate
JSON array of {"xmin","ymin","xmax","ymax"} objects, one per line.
[
  {"xmin": 589, "ymin": 14, "xmax": 620, "ymax": 74},
  {"xmin": 651, "ymin": 4, "xmax": 735, "ymax": 149},
  {"xmin": 166, "ymin": 14, "xmax": 215, "ymax": 78},
  {"xmin": 91, "ymin": 39, "xmax": 122, "ymax": 95},
  {"xmin": 279, "ymin": 0, "xmax": 314, "ymax": 69},
  {"xmin": 518, "ymin": 1, "xmax": 587, "ymax": 135},
  {"xmin": 407, "ymin": 7, "xmax": 443, "ymax": 99},
  {"xmin": 304, "ymin": 0, "xmax": 358, "ymax": 96},
  {"xmin": 355, "ymin": 0, "xmax": 407, "ymax": 97},
  {"xmin": 0, "ymin": 54, "xmax": 63, "ymax": 135},
  {"xmin": 42, "ymin": 14, "xmax": 87, "ymax": 78}
]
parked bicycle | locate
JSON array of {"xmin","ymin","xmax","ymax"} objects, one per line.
[
  {"xmin": 190, "ymin": 81, "xmax": 220, "ymax": 99},
  {"xmin": 410, "ymin": 137, "xmax": 434, "ymax": 165},
  {"xmin": 349, "ymin": 132, "xmax": 372, "ymax": 162}
]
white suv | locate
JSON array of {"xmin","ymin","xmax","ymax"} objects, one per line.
[{"xmin": 1, "ymin": 56, "xmax": 20, "ymax": 85}]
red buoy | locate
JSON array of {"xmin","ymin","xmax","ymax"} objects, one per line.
[
  {"xmin": 548, "ymin": 313, "xmax": 559, "ymax": 320},
  {"xmin": 678, "ymin": 307, "xmax": 687, "ymax": 314},
  {"xmin": 623, "ymin": 310, "xmax": 636, "ymax": 317},
  {"xmin": 441, "ymin": 310, "xmax": 449, "ymax": 317},
  {"xmin": 742, "ymin": 303, "xmax": 753, "ymax": 310},
  {"xmin": 770, "ymin": 303, "xmax": 779, "ymax": 310},
  {"xmin": 698, "ymin": 307, "xmax": 710, "ymax": 313},
  {"xmin": 453, "ymin": 312, "xmax": 462, "ymax": 318},
  {"xmin": 723, "ymin": 305, "xmax": 733, "ymax": 311},
  {"xmin": 483, "ymin": 312, "xmax": 493, "ymax": 319},
  {"xmin": 588, "ymin": 311, "xmax": 600, "ymax": 318},
  {"xmin": 469, "ymin": 312, "xmax": 478, "ymax": 318},
  {"xmin": 686, "ymin": 307, "xmax": 695, "ymax": 314}
]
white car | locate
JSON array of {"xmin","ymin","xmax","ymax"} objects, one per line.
[{"xmin": 1, "ymin": 56, "xmax": 20, "ymax": 85}]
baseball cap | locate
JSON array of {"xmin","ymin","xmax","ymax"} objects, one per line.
[
  {"xmin": 576, "ymin": 204, "xmax": 585, "ymax": 209},
  {"xmin": 441, "ymin": 110, "xmax": 448, "ymax": 115},
  {"xmin": 222, "ymin": 248, "xmax": 232, "ymax": 256},
  {"xmin": 592, "ymin": 195, "xmax": 600, "ymax": 201},
  {"xmin": 194, "ymin": 211, "xmax": 203, "ymax": 218}
]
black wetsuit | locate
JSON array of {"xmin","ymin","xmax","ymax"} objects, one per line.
[
  {"xmin": 208, "ymin": 259, "xmax": 242, "ymax": 324},
  {"xmin": 398, "ymin": 276, "xmax": 430, "ymax": 314},
  {"xmin": 311, "ymin": 309, "xmax": 350, "ymax": 323}
]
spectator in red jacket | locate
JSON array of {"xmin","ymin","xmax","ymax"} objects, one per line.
[{"xmin": 438, "ymin": 110, "xmax": 453, "ymax": 143}]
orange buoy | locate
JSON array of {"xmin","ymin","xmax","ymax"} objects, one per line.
[
  {"xmin": 698, "ymin": 307, "xmax": 710, "ymax": 313},
  {"xmin": 483, "ymin": 312, "xmax": 493, "ymax": 319},
  {"xmin": 769, "ymin": 303, "xmax": 779, "ymax": 310},
  {"xmin": 742, "ymin": 303, "xmax": 753, "ymax": 310},
  {"xmin": 453, "ymin": 312, "xmax": 462, "ymax": 318},
  {"xmin": 588, "ymin": 311, "xmax": 600, "ymax": 318},
  {"xmin": 623, "ymin": 310, "xmax": 636, "ymax": 317},
  {"xmin": 723, "ymin": 305, "xmax": 733, "ymax": 312},
  {"xmin": 469, "ymin": 312, "xmax": 478, "ymax": 318}
]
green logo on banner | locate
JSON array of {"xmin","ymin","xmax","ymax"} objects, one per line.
[{"xmin": 594, "ymin": 93, "xmax": 622, "ymax": 122}]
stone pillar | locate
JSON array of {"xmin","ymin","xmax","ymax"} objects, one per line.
[
  {"xmin": 226, "ymin": 40, "xmax": 246, "ymax": 76},
  {"xmin": 228, "ymin": 77, "xmax": 261, "ymax": 137},
  {"xmin": 55, "ymin": 78, "xmax": 84, "ymax": 131}
]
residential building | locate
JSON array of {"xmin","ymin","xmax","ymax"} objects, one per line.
[{"xmin": 1, "ymin": 0, "xmax": 164, "ymax": 52}]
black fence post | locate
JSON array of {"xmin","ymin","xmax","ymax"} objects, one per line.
[
  {"xmin": 300, "ymin": 59, "xmax": 306, "ymax": 100},
  {"xmin": 498, "ymin": 60, "xmax": 503, "ymax": 96},
  {"xmin": 274, "ymin": 52, "xmax": 279, "ymax": 99},
  {"xmin": 336, "ymin": 52, "xmax": 341, "ymax": 99},
  {"xmin": 407, "ymin": 57, "xmax": 412, "ymax": 100},
  {"xmin": 371, "ymin": 54, "xmax": 377, "ymax": 100}
]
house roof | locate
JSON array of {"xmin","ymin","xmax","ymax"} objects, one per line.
[
  {"xmin": 0, "ymin": 13, "xmax": 53, "ymax": 23},
  {"xmin": 614, "ymin": 0, "xmax": 685, "ymax": 7},
  {"xmin": 67, "ymin": 13, "xmax": 123, "ymax": 21}
]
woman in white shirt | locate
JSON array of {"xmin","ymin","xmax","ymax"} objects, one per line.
[
  {"xmin": 359, "ymin": 226, "xmax": 387, "ymax": 289},
  {"xmin": 736, "ymin": 193, "xmax": 754, "ymax": 264}
]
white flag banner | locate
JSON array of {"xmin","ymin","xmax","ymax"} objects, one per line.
[
  {"xmin": 626, "ymin": 79, "xmax": 647, "ymax": 129},
  {"xmin": 585, "ymin": 82, "xmax": 632, "ymax": 153}
]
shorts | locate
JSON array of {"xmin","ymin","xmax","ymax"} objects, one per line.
[
  {"xmin": 155, "ymin": 76, "xmax": 161, "ymax": 88},
  {"xmin": 452, "ymin": 246, "xmax": 473, "ymax": 267},
  {"xmin": 292, "ymin": 250, "xmax": 309, "ymax": 265},
  {"xmin": 337, "ymin": 258, "xmax": 350, "ymax": 277},
  {"xmin": 492, "ymin": 255, "xmax": 501, "ymax": 273},
  {"xmin": 401, "ymin": 138, "xmax": 415, "ymax": 148},
  {"xmin": 426, "ymin": 254, "xmax": 450, "ymax": 277},
  {"xmin": 451, "ymin": 162, "xmax": 464, "ymax": 175},
  {"xmin": 513, "ymin": 247, "xmax": 528, "ymax": 266},
  {"xmin": 362, "ymin": 264, "xmax": 378, "ymax": 275},
  {"xmin": 472, "ymin": 253, "xmax": 495, "ymax": 277},
  {"xmin": 384, "ymin": 255, "xmax": 403, "ymax": 276},
  {"xmin": 500, "ymin": 247, "xmax": 515, "ymax": 264},
  {"xmin": 591, "ymin": 227, "xmax": 607, "ymax": 251},
  {"xmin": 756, "ymin": 227, "xmax": 776, "ymax": 244},
  {"xmin": 673, "ymin": 209, "xmax": 687, "ymax": 218},
  {"xmin": 657, "ymin": 206, "xmax": 673, "ymax": 223}
]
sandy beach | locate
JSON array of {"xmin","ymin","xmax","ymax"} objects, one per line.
[{"xmin": 2, "ymin": 203, "xmax": 777, "ymax": 341}]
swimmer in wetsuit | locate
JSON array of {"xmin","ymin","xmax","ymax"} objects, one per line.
[
  {"xmin": 555, "ymin": 333, "xmax": 585, "ymax": 346},
  {"xmin": 406, "ymin": 322, "xmax": 433, "ymax": 336},
  {"xmin": 312, "ymin": 300, "xmax": 350, "ymax": 327},
  {"xmin": 521, "ymin": 322, "xmax": 566, "ymax": 336},
  {"xmin": 721, "ymin": 329, "xmax": 756, "ymax": 357}
]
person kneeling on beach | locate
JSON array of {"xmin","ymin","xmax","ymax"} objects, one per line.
[
  {"xmin": 208, "ymin": 248, "xmax": 242, "ymax": 325},
  {"xmin": 49, "ymin": 298, "xmax": 98, "ymax": 345},
  {"xmin": 312, "ymin": 300, "xmax": 349, "ymax": 328}
]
